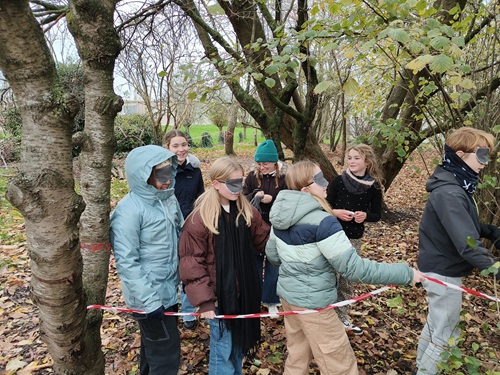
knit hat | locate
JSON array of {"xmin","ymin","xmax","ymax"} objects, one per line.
[{"xmin": 254, "ymin": 140, "xmax": 278, "ymax": 162}]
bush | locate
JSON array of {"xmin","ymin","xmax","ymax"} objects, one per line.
[
  {"xmin": 0, "ymin": 106, "xmax": 22, "ymax": 162},
  {"xmin": 201, "ymin": 132, "xmax": 213, "ymax": 148},
  {"xmin": 114, "ymin": 114, "xmax": 156, "ymax": 154}
]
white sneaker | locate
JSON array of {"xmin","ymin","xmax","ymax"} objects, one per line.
[
  {"xmin": 341, "ymin": 319, "xmax": 363, "ymax": 335},
  {"xmin": 267, "ymin": 304, "xmax": 279, "ymax": 318}
]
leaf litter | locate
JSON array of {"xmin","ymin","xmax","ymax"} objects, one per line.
[{"xmin": 1, "ymin": 146, "xmax": 499, "ymax": 374}]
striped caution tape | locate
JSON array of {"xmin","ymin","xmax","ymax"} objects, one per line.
[
  {"xmin": 87, "ymin": 285, "xmax": 395, "ymax": 319},
  {"xmin": 86, "ymin": 277, "xmax": 499, "ymax": 319},
  {"xmin": 423, "ymin": 276, "xmax": 500, "ymax": 303}
]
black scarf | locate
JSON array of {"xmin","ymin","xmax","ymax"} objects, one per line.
[
  {"xmin": 441, "ymin": 144, "xmax": 479, "ymax": 194},
  {"xmin": 341, "ymin": 169, "xmax": 375, "ymax": 194},
  {"xmin": 215, "ymin": 201, "xmax": 262, "ymax": 357}
]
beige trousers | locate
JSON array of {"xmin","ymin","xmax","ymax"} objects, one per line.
[{"xmin": 282, "ymin": 299, "xmax": 358, "ymax": 375}]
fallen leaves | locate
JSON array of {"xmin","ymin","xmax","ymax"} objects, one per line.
[{"xmin": 1, "ymin": 147, "xmax": 499, "ymax": 374}]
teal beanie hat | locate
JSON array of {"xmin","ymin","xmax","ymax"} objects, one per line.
[{"xmin": 254, "ymin": 140, "xmax": 278, "ymax": 162}]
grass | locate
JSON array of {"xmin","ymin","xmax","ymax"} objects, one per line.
[{"xmin": 172, "ymin": 124, "xmax": 267, "ymax": 147}]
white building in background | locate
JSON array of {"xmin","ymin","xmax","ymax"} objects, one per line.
[
  {"xmin": 119, "ymin": 99, "xmax": 210, "ymax": 126},
  {"xmin": 119, "ymin": 100, "xmax": 169, "ymax": 125}
]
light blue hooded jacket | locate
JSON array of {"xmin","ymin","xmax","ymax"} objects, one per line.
[
  {"xmin": 266, "ymin": 190, "xmax": 413, "ymax": 309},
  {"xmin": 110, "ymin": 145, "xmax": 184, "ymax": 313}
]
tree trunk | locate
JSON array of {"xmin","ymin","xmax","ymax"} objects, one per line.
[
  {"xmin": 225, "ymin": 102, "xmax": 238, "ymax": 155},
  {"xmin": 0, "ymin": 2, "xmax": 96, "ymax": 373},
  {"xmin": 67, "ymin": 1, "xmax": 123, "ymax": 373}
]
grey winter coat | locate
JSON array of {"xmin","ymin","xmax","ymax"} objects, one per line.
[{"xmin": 418, "ymin": 166, "xmax": 496, "ymax": 277}]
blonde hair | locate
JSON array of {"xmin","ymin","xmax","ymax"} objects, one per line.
[
  {"xmin": 346, "ymin": 144, "xmax": 384, "ymax": 188},
  {"xmin": 285, "ymin": 160, "xmax": 336, "ymax": 216},
  {"xmin": 446, "ymin": 127, "xmax": 496, "ymax": 153},
  {"xmin": 192, "ymin": 157, "xmax": 254, "ymax": 234}
]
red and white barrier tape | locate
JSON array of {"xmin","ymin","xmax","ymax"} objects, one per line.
[
  {"xmin": 87, "ymin": 285, "xmax": 395, "ymax": 319},
  {"xmin": 87, "ymin": 278, "xmax": 499, "ymax": 319},
  {"xmin": 423, "ymin": 276, "xmax": 500, "ymax": 303}
]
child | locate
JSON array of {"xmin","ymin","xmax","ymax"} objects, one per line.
[
  {"xmin": 266, "ymin": 160, "xmax": 425, "ymax": 374},
  {"xmin": 179, "ymin": 157, "xmax": 270, "ymax": 375},
  {"xmin": 416, "ymin": 127, "xmax": 499, "ymax": 375},
  {"xmin": 243, "ymin": 140, "xmax": 287, "ymax": 314},
  {"xmin": 110, "ymin": 145, "xmax": 184, "ymax": 375},
  {"xmin": 163, "ymin": 129, "xmax": 205, "ymax": 330},
  {"xmin": 326, "ymin": 144, "xmax": 383, "ymax": 334}
]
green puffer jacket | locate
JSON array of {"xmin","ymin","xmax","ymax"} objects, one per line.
[{"xmin": 266, "ymin": 190, "xmax": 413, "ymax": 309}]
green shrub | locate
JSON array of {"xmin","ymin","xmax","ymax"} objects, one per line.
[
  {"xmin": 114, "ymin": 114, "xmax": 156, "ymax": 154},
  {"xmin": 1, "ymin": 106, "xmax": 22, "ymax": 162}
]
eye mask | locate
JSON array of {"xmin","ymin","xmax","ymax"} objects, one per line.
[
  {"xmin": 224, "ymin": 178, "xmax": 243, "ymax": 194},
  {"xmin": 312, "ymin": 171, "xmax": 329, "ymax": 188},
  {"xmin": 155, "ymin": 165, "xmax": 173, "ymax": 183},
  {"xmin": 475, "ymin": 147, "xmax": 490, "ymax": 165}
]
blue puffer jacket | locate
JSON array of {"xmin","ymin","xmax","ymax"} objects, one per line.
[
  {"xmin": 266, "ymin": 190, "xmax": 413, "ymax": 309},
  {"xmin": 110, "ymin": 145, "xmax": 184, "ymax": 313}
]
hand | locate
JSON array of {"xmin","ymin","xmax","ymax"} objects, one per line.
[
  {"xmin": 411, "ymin": 269, "xmax": 426, "ymax": 285},
  {"xmin": 353, "ymin": 211, "xmax": 367, "ymax": 223},
  {"xmin": 261, "ymin": 194, "xmax": 273, "ymax": 204},
  {"xmin": 480, "ymin": 224, "xmax": 500, "ymax": 249},
  {"xmin": 201, "ymin": 310, "xmax": 216, "ymax": 319},
  {"xmin": 337, "ymin": 209, "xmax": 355, "ymax": 221},
  {"xmin": 255, "ymin": 191, "xmax": 264, "ymax": 197},
  {"xmin": 146, "ymin": 305, "xmax": 165, "ymax": 320}
]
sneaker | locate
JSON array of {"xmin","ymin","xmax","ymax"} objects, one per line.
[
  {"xmin": 183, "ymin": 320, "xmax": 198, "ymax": 330},
  {"xmin": 341, "ymin": 319, "xmax": 363, "ymax": 335},
  {"xmin": 267, "ymin": 304, "xmax": 280, "ymax": 318}
]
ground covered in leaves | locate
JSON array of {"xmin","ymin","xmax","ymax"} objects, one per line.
[{"xmin": 1, "ymin": 145, "xmax": 499, "ymax": 374}]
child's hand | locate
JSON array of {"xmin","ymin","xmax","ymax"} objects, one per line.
[
  {"xmin": 201, "ymin": 310, "xmax": 216, "ymax": 319},
  {"xmin": 337, "ymin": 209, "xmax": 355, "ymax": 221},
  {"xmin": 411, "ymin": 269, "xmax": 426, "ymax": 285},
  {"xmin": 353, "ymin": 211, "xmax": 367, "ymax": 223}
]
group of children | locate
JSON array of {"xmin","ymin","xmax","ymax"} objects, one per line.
[{"xmin": 109, "ymin": 126, "xmax": 499, "ymax": 375}]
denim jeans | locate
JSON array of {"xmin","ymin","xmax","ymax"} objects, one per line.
[
  {"xmin": 208, "ymin": 317, "xmax": 245, "ymax": 375},
  {"xmin": 180, "ymin": 283, "xmax": 196, "ymax": 322},
  {"xmin": 255, "ymin": 254, "xmax": 280, "ymax": 304},
  {"xmin": 133, "ymin": 305, "xmax": 180, "ymax": 375}
]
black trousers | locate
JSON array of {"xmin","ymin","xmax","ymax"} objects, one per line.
[{"xmin": 133, "ymin": 305, "xmax": 180, "ymax": 375}]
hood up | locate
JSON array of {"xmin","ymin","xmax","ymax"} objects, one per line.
[{"xmin": 124, "ymin": 145, "xmax": 178, "ymax": 200}]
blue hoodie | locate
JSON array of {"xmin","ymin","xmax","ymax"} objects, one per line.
[{"xmin": 110, "ymin": 145, "xmax": 184, "ymax": 313}]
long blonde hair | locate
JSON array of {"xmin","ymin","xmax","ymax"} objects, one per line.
[
  {"xmin": 285, "ymin": 160, "xmax": 336, "ymax": 216},
  {"xmin": 346, "ymin": 144, "xmax": 384, "ymax": 189},
  {"xmin": 192, "ymin": 157, "xmax": 254, "ymax": 234}
]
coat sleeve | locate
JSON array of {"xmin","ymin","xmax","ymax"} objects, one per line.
[
  {"xmin": 110, "ymin": 203, "xmax": 162, "ymax": 313},
  {"xmin": 179, "ymin": 214, "xmax": 216, "ymax": 313},
  {"xmin": 196, "ymin": 170, "xmax": 205, "ymax": 198},
  {"xmin": 265, "ymin": 229, "xmax": 281, "ymax": 266},
  {"xmin": 315, "ymin": 216, "xmax": 413, "ymax": 285},
  {"xmin": 250, "ymin": 207, "xmax": 270, "ymax": 254},
  {"xmin": 366, "ymin": 185, "xmax": 382, "ymax": 222},
  {"xmin": 430, "ymin": 190, "xmax": 496, "ymax": 271},
  {"xmin": 244, "ymin": 172, "xmax": 259, "ymax": 201}
]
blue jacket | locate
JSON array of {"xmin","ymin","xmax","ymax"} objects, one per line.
[
  {"xmin": 110, "ymin": 145, "xmax": 184, "ymax": 313},
  {"xmin": 266, "ymin": 190, "xmax": 413, "ymax": 309},
  {"xmin": 174, "ymin": 154, "xmax": 205, "ymax": 219}
]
